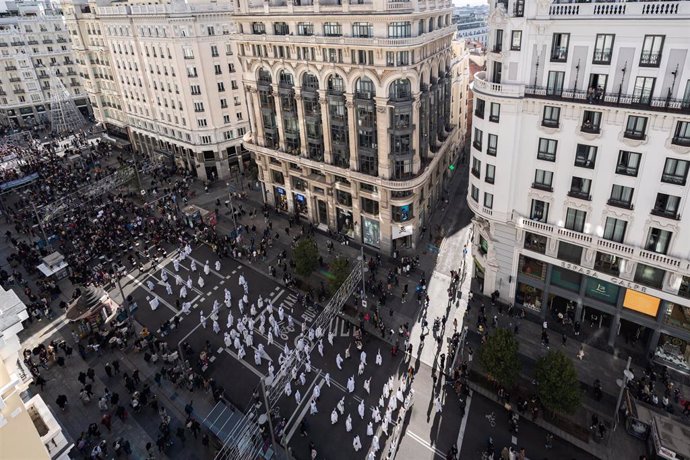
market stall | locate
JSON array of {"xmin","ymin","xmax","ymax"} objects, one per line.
[
  {"xmin": 37, "ymin": 252, "xmax": 69, "ymax": 281},
  {"xmin": 182, "ymin": 204, "xmax": 216, "ymax": 228}
]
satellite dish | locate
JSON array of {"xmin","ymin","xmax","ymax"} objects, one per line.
[
  {"xmin": 616, "ymin": 379, "xmax": 624, "ymax": 388},
  {"xmin": 624, "ymin": 370, "xmax": 634, "ymax": 380}
]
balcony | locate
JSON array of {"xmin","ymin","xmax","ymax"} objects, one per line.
[
  {"xmin": 607, "ymin": 198, "xmax": 634, "ymax": 210},
  {"xmin": 57, "ymin": 37, "xmax": 67, "ymax": 43},
  {"xmin": 531, "ymin": 182, "xmax": 553, "ymax": 192},
  {"xmin": 28, "ymin": 40, "xmax": 38, "ymax": 45},
  {"xmin": 661, "ymin": 174, "xmax": 686, "ymax": 186},
  {"xmin": 472, "ymin": 71, "xmax": 524, "ymax": 99},
  {"xmin": 567, "ymin": 190, "xmax": 591, "ymax": 201},
  {"xmin": 542, "ymin": 120, "xmax": 559, "ymax": 129},
  {"xmin": 472, "ymin": 141, "xmax": 482, "ymax": 151},
  {"xmin": 245, "ymin": 0, "xmax": 451, "ymax": 15},
  {"xmin": 580, "ymin": 123, "xmax": 600, "ymax": 134},
  {"xmin": 471, "ymin": 167, "xmax": 480, "ymax": 178},
  {"xmin": 651, "ymin": 208, "xmax": 681, "ymax": 220},
  {"xmin": 672, "ymin": 136, "xmax": 690, "ymax": 147},
  {"xmin": 9, "ymin": 77, "xmax": 21, "ymax": 82},
  {"xmin": 42, "ymin": 39, "xmax": 53, "ymax": 44},
  {"xmin": 524, "ymin": 86, "xmax": 690, "ymax": 114},
  {"xmin": 548, "ymin": 1, "xmax": 689, "ymax": 19},
  {"xmin": 5, "ymin": 65, "xmax": 17, "ymax": 71},
  {"xmin": 14, "ymin": 89, "xmax": 25, "ymax": 94}
]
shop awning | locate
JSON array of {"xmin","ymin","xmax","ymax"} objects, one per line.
[
  {"xmin": 623, "ymin": 289, "xmax": 660, "ymax": 317},
  {"xmin": 652, "ymin": 414, "xmax": 690, "ymax": 460}
]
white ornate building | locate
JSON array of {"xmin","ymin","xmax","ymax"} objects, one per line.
[
  {"xmin": 469, "ymin": 0, "xmax": 690, "ymax": 369},
  {"xmin": 0, "ymin": 1, "xmax": 90, "ymax": 129},
  {"xmin": 63, "ymin": 0, "xmax": 251, "ymax": 179},
  {"xmin": 235, "ymin": 0, "xmax": 463, "ymax": 253}
]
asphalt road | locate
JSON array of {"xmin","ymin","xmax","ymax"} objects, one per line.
[
  {"xmin": 121, "ymin": 242, "xmax": 421, "ymax": 460},
  {"xmin": 459, "ymin": 392, "xmax": 599, "ymax": 460}
]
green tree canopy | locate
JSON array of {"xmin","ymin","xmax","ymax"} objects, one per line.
[
  {"xmin": 535, "ymin": 350, "xmax": 582, "ymax": 414},
  {"xmin": 329, "ymin": 256, "xmax": 350, "ymax": 294},
  {"xmin": 478, "ymin": 328, "xmax": 521, "ymax": 388},
  {"xmin": 293, "ymin": 238, "xmax": 319, "ymax": 277}
]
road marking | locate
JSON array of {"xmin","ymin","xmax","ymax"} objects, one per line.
[
  {"xmin": 283, "ymin": 372, "xmax": 322, "ymax": 444},
  {"xmin": 223, "ymin": 348, "xmax": 266, "ymax": 379},
  {"xmin": 511, "ymin": 435, "xmax": 517, "ymax": 445},
  {"xmin": 126, "ymin": 274, "xmax": 178, "ymax": 314},
  {"xmin": 456, "ymin": 393, "xmax": 472, "ymax": 450},
  {"xmin": 406, "ymin": 430, "xmax": 447, "ymax": 459},
  {"xmin": 185, "ymin": 254, "xmax": 225, "ymax": 279},
  {"xmin": 219, "ymin": 279, "xmax": 225, "ymax": 285},
  {"xmin": 270, "ymin": 288, "xmax": 286, "ymax": 306}
]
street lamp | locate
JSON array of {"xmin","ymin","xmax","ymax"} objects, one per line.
[
  {"xmin": 111, "ymin": 263, "xmax": 134, "ymax": 331},
  {"xmin": 613, "ymin": 356, "xmax": 634, "ymax": 431},
  {"xmin": 356, "ymin": 247, "xmax": 368, "ymax": 309},
  {"xmin": 226, "ymin": 182, "xmax": 240, "ymax": 236}
]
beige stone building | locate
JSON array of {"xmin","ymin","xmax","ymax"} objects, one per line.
[
  {"xmin": 63, "ymin": 0, "xmax": 251, "ymax": 180},
  {"xmin": 0, "ymin": 1, "xmax": 90, "ymax": 129},
  {"xmin": 235, "ymin": 0, "xmax": 463, "ymax": 253}
]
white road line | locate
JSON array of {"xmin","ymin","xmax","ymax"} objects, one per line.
[
  {"xmin": 270, "ymin": 288, "xmax": 286, "ymax": 306},
  {"xmin": 186, "ymin": 254, "xmax": 226, "ymax": 279},
  {"xmin": 456, "ymin": 393, "xmax": 472, "ymax": 450},
  {"xmin": 406, "ymin": 430, "xmax": 447, "ymax": 459},
  {"xmin": 126, "ymin": 274, "xmax": 178, "ymax": 314},
  {"xmin": 223, "ymin": 348, "xmax": 266, "ymax": 379},
  {"xmin": 284, "ymin": 372, "xmax": 322, "ymax": 444}
]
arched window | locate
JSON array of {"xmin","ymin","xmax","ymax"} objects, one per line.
[
  {"xmin": 355, "ymin": 77, "xmax": 375, "ymax": 99},
  {"xmin": 302, "ymin": 73, "xmax": 319, "ymax": 91},
  {"xmin": 279, "ymin": 71, "xmax": 294, "ymax": 86},
  {"xmin": 437, "ymin": 16, "xmax": 442, "ymax": 29},
  {"xmin": 418, "ymin": 19, "xmax": 425, "ymax": 35},
  {"xmin": 327, "ymin": 75, "xmax": 344, "ymax": 94},
  {"xmin": 258, "ymin": 68, "xmax": 272, "ymax": 84},
  {"xmin": 389, "ymin": 79, "xmax": 411, "ymax": 100},
  {"xmin": 428, "ymin": 18, "xmax": 434, "ymax": 32}
]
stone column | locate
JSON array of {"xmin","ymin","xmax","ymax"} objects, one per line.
[
  {"xmin": 412, "ymin": 93, "xmax": 422, "ymax": 173},
  {"xmin": 345, "ymin": 93, "xmax": 358, "ymax": 170},
  {"xmin": 246, "ymin": 85, "xmax": 264, "ymax": 147},
  {"xmin": 293, "ymin": 89, "xmax": 307, "ymax": 157},
  {"xmin": 319, "ymin": 89, "xmax": 332, "ymax": 165},
  {"xmin": 272, "ymin": 84, "xmax": 287, "ymax": 152},
  {"xmin": 375, "ymin": 96, "xmax": 390, "ymax": 179}
]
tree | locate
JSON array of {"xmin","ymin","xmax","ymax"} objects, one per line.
[
  {"xmin": 535, "ymin": 350, "xmax": 582, "ymax": 414},
  {"xmin": 293, "ymin": 238, "xmax": 319, "ymax": 277},
  {"xmin": 478, "ymin": 328, "xmax": 521, "ymax": 388},
  {"xmin": 329, "ymin": 257, "xmax": 350, "ymax": 294}
]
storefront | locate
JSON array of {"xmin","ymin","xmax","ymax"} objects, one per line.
[
  {"xmin": 473, "ymin": 257, "xmax": 485, "ymax": 292},
  {"xmin": 362, "ymin": 217, "xmax": 380, "ymax": 249},
  {"xmin": 655, "ymin": 333, "xmax": 690, "ymax": 374},
  {"xmin": 515, "ymin": 282, "xmax": 543, "ymax": 312},
  {"xmin": 616, "ymin": 289, "xmax": 661, "ymax": 356},
  {"xmin": 292, "ymin": 192, "xmax": 308, "ymax": 217},
  {"xmin": 649, "ymin": 413, "xmax": 690, "ymax": 460},
  {"xmin": 274, "ymin": 187, "xmax": 288, "ymax": 212},
  {"xmin": 392, "ymin": 224, "xmax": 414, "ymax": 250},
  {"xmin": 336, "ymin": 208, "xmax": 354, "ymax": 237}
]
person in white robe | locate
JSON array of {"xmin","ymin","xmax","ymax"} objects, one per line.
[
  {"xmin": 352, "ymin": 435, "xmax": 361, "ymax": 452},
  {"xmin": 363, "ymin": 377, "xmax": 371, "ymax": 394},
  {"xmin": 336, "ymin": 354, "xmax": 344, "ymax": 370},
  {"xmin": 146, "ymin": 280, "xmax": 155, "ymax": 291},
  {"xmin": 337, "ymin": 397, "xmax": 345, "ymax": 415},
  {"xmin": 309, "ymin": 400, "xmax": 318, "ymax": 415},
  {"xmin": 366, "ymin": 422, "xmax": 373, "ymax": 436},
  {"xmin": 215, "ymin": 260, "xmax": 221, "ymax": 272},
  {"xmin": 204, "ymin": 260, "xmax": 210, "ymax": 275},
  {"xmin": 345, "ymin": 414, "xmax": 353, "ymax": 432},
  {"xmin": 190, "ymin": 260, "xmax": 196, "ymax": 272},
  {"xmin": 358, "ymin": 400, "xmax": 365, "ymax": 419},
  {"xmin": 198, "ymin": 276, "xmax": 204, "ymax": 288},
  {"xmin": 347, "ymin": 376, "xmax": 355, "ymax": 393},
  {"xmin": 331, "ymin": 409, "xmax": 338, "ymax": 424},
  {"xmin": 200, "ymin": 312, "xmax": 207, "ymax": 328}
]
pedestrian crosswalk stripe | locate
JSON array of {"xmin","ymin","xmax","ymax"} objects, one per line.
[{"xmin": 213, "ymin": 286, "xmax": 219, "ymax": 290}]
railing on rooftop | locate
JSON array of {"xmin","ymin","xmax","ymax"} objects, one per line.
[{"xmin": 548, "ymin": 0, "xmax": 689, "ymax": 18}]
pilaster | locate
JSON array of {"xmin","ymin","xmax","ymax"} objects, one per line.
[
  {"xmin": 345, "ymin": 93, "xmax": 358, "ymax": 170},
  {"xmin": 375, "ymin": 97, "xmax": 390, "ymax": 179},
  {"xmin": 272, "ymin": 83, "xmax": 287, "ymax": 152},
  {"xmin": 319, "ymin": 89, "xmax": 333, "ymax": 165},
  {"xmin": 294, "ymin": 89, "xmax": 308, "ymax": 157}
]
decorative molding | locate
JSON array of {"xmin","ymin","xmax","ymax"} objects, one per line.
[
  {"xmin": 665, "ymin": 138, "xmax": 690, "ymax": 155},
  {"xmin": 618, "ymin": 131, "xmax": 648, "ymax": 148}
]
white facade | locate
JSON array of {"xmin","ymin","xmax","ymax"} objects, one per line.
[
  {"xmin": 469, "ymin": 0, "xmax": 690, "ymax": 368},
  {"xmin": 235, "ymin": 0, "xmax": 464, "ymax": 254},
  {"xmin": 0, "ymin": 1, "xmax": 90, "ymax": 128},
  {"xmin": 62, "ymin": 0, "xmax": 251, "ymax": 180}
]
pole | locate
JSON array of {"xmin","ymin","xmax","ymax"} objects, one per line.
[
  {"xmin": 360, "ymin": 246, "xmax": 366, "ymax": 303},
  {"xmin": 613, "ymin": 356, "xmax": 632, "ymax": 431},
  {"xmin": 131, "ymin": 148, "xmax": 143, "ymax": 192},
  {"xmin": 32, "ymin": 202, "xmax": 50, "ymax": 247},
  {"xmin": 227, "ymin": 183, "xmax": 239, "ymax": 235},
  {"xmin": 260, "ymin": 379, "xmax": 278, "ymax": 456},
  {"xmin": 112, "ymin": 263, "xmax": 133, "ymax": 330}
]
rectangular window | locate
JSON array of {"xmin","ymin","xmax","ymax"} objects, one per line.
[
  {"xmin": 537, "ymin": 138, "xmax": 557, "ymax": 161},
  {"xmin": 274, "ymin": 22, "xmax": 289, "ymax": 35},
  {"xmin": 485, "ymin": 164, "xmax": 495, "ymax": 184},
  {"xmin": 493, "ymin": 29, "xmax": 503, "ymax": 53},
  {"xmin": 565, "ymin": 208, "xmax": 586, "ymax": 232},
  {"xmin": 388, "ymin": 22, "xmax": 411, "ymax": 38},
  {"xmin": 640, "ymin": 35, "xmax": 664, "ymax": 67},
  {"xmin": 297, "ymin": 22, "xmax": 313, "ymax": 36},
  {"xmin": 252, "ymin": 22, "xmax": 266, "ymax": 34},
  {"xmin": 593, "ymin": 34, "xmax": 614, "ymax": 64},
  {"xmin": 193, "ymin": 101, "xmax": 204, "ymax": 112},
  {"xmin": 652, "ymin": 193, "xmax": 681, "ymax": 220},
  {"xmin": 603, "ymin": 217, "xmax": 627, "ymax": 243},
  {"xmin": 471, "ymin": 157, "xmax": 481, "ymax": 179},
  {"xmin": 530, "ymin": 199, "xmax": 549, "ymax": 222},
  {"xmin": 473, "ymin": 128, "xmax": 483, "ymax": 151},
  {"xmin": 360, "ymin": 197, "xmax": 379, "ymax": 215},
  {"xmin": 662, "ymin": 158, "xmax": 689, "ymax": 186},
  {"xmin": 633, "ymin": 76, "xmax": 655, "ymax": 105},
  {"xmin": 323, "ymin": 23, "xmax": 342, "ymax": 37},
  {"xmin": 489, "ymin": 103, "xmax": 500, "ymax": 122},
  {"xmin": 550, "ymin": 33, "xmax": 570, "ymax": 62},
  {"xmin": 197, "ymin": 118, "xmax": 207, "ymax": 127},
  {"xmin": 625, "ymin": 115, "xmax": 647, "ymax": 140},
  {"xmin": 483, "ymin": 192, "xmax": 493, "ymax": 209},
  {"xmin": 634, "ymin": 264, "xmax": 665, "ymax": 289},
  {"xmin": 646, "ymin": 227, "xmax": 672, "ymax": 254},
  {"xmin": 574, "ymin": 144, "xmax": 597, "ymax": 168},
  {"xmin": 474, "ymin": 99, "xmax": 485, "ymax": 119},
  {"xmin": 220, "ymin": 99, "xmax": 228, "ymax": 109},
  {"xmin": 487, "ymin": 134, "xmax": 498, "ymax": 156},
  {"xmin": 609, "ymin": 184, "xmax": 634, "ymax": 209},
  {"xmin": 546, "ymin": 71, "xmax": 565, "ymax": 96},
  {"xmin": 569, "ymin": 177, "xmax": 591, "ymax": 200},
  {"xmin": 471, "ymin": 185, "xmax": 479, "ymax": 202},
  {"xmin": 510, "ymin": 30, "xmax": 522, "ymax": 51},
  {"xmin": 616, "ymin": 151, "xmax": 641, "ymax": 177},
  {"xmin": 533, "ymin": 169, "xmax": 553, "ymax": 191},
  {"xmin": 217, "ymin": 82, "xmax": 225, "ymax": 92},
  {"xmin": 673, "ymin": 121, "xmax": 690, "ymax": 146},
  {"xmin": 352, "ymin": 22, "xmax": 373, "ymax": 38},
  {"xmin": 542, "ymin": 106, "xmax": 560, "ymax": 128},
  {"xmin": 581, "ymin": 110, "xmax": 602, "ymax": 133}
]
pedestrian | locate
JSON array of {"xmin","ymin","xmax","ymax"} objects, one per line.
[
  {"xmin": 176, "ymin": 426, "xmax": 186, "ymax": 445},
  {"xmin": 87, "ymin": 367, "xmax": 95, "ymax": 382},
  {"xmin": 56, "ymin": 394, "xmax": 68, "ymax": 410},
  {"xmin": 545, "ymin": 433, "xmax": 553, "ymax": 449},
  {"xmin": 112, "ymin": 360, "xmax": 120, "ymax": 375},
  {"xmin": 202, "ymin": 433, "xmax": 210, "ymax": 448},
  {"xmin": 562, "ymin": 333, "xmax": 567, "ymax": 346},
  {"xmin": 78, "ymin": 371, "xmax": 87, "ymax": 386},
  {"xmin": 577, "ymin": 344, "xmax": 585, "ymax": 360},
  {"xmin": 101, "ymin": 413, "xmax": 112, "ymax": 432},
  {"xmin": 104, "ymin": 363, "xmax": 113, "ymax": 378}
]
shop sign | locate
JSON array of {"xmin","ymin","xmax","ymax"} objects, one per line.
[
  {"xmin": 392, "ymin": 224, "xmax": 414, "ymax": 239},
  {"xmin": 362, "ymin": 218, "xmax": 380, "ymax": 248},
  {"xmin": 275, "ymin": 187, "xmax": 286, "ymax": 195},
  {"xmin": 295, "ymin": 193, "xmax": 306, "ymax": 203},
  {"xmin": 560, "ymin": 261, "xmax": 647, "ymax": 293},
  {"xmin": 585, "ymin": 278, "xmax": 619, "ymax": 305}
]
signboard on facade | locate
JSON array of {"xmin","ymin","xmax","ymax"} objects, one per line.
[
  {"xmin": 585, "ymin": 277, "xmax": 620, "ymax": 305},
  {"xmin": 392, "ymin": 224, "xmax": 414, "ymax": 239}
]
